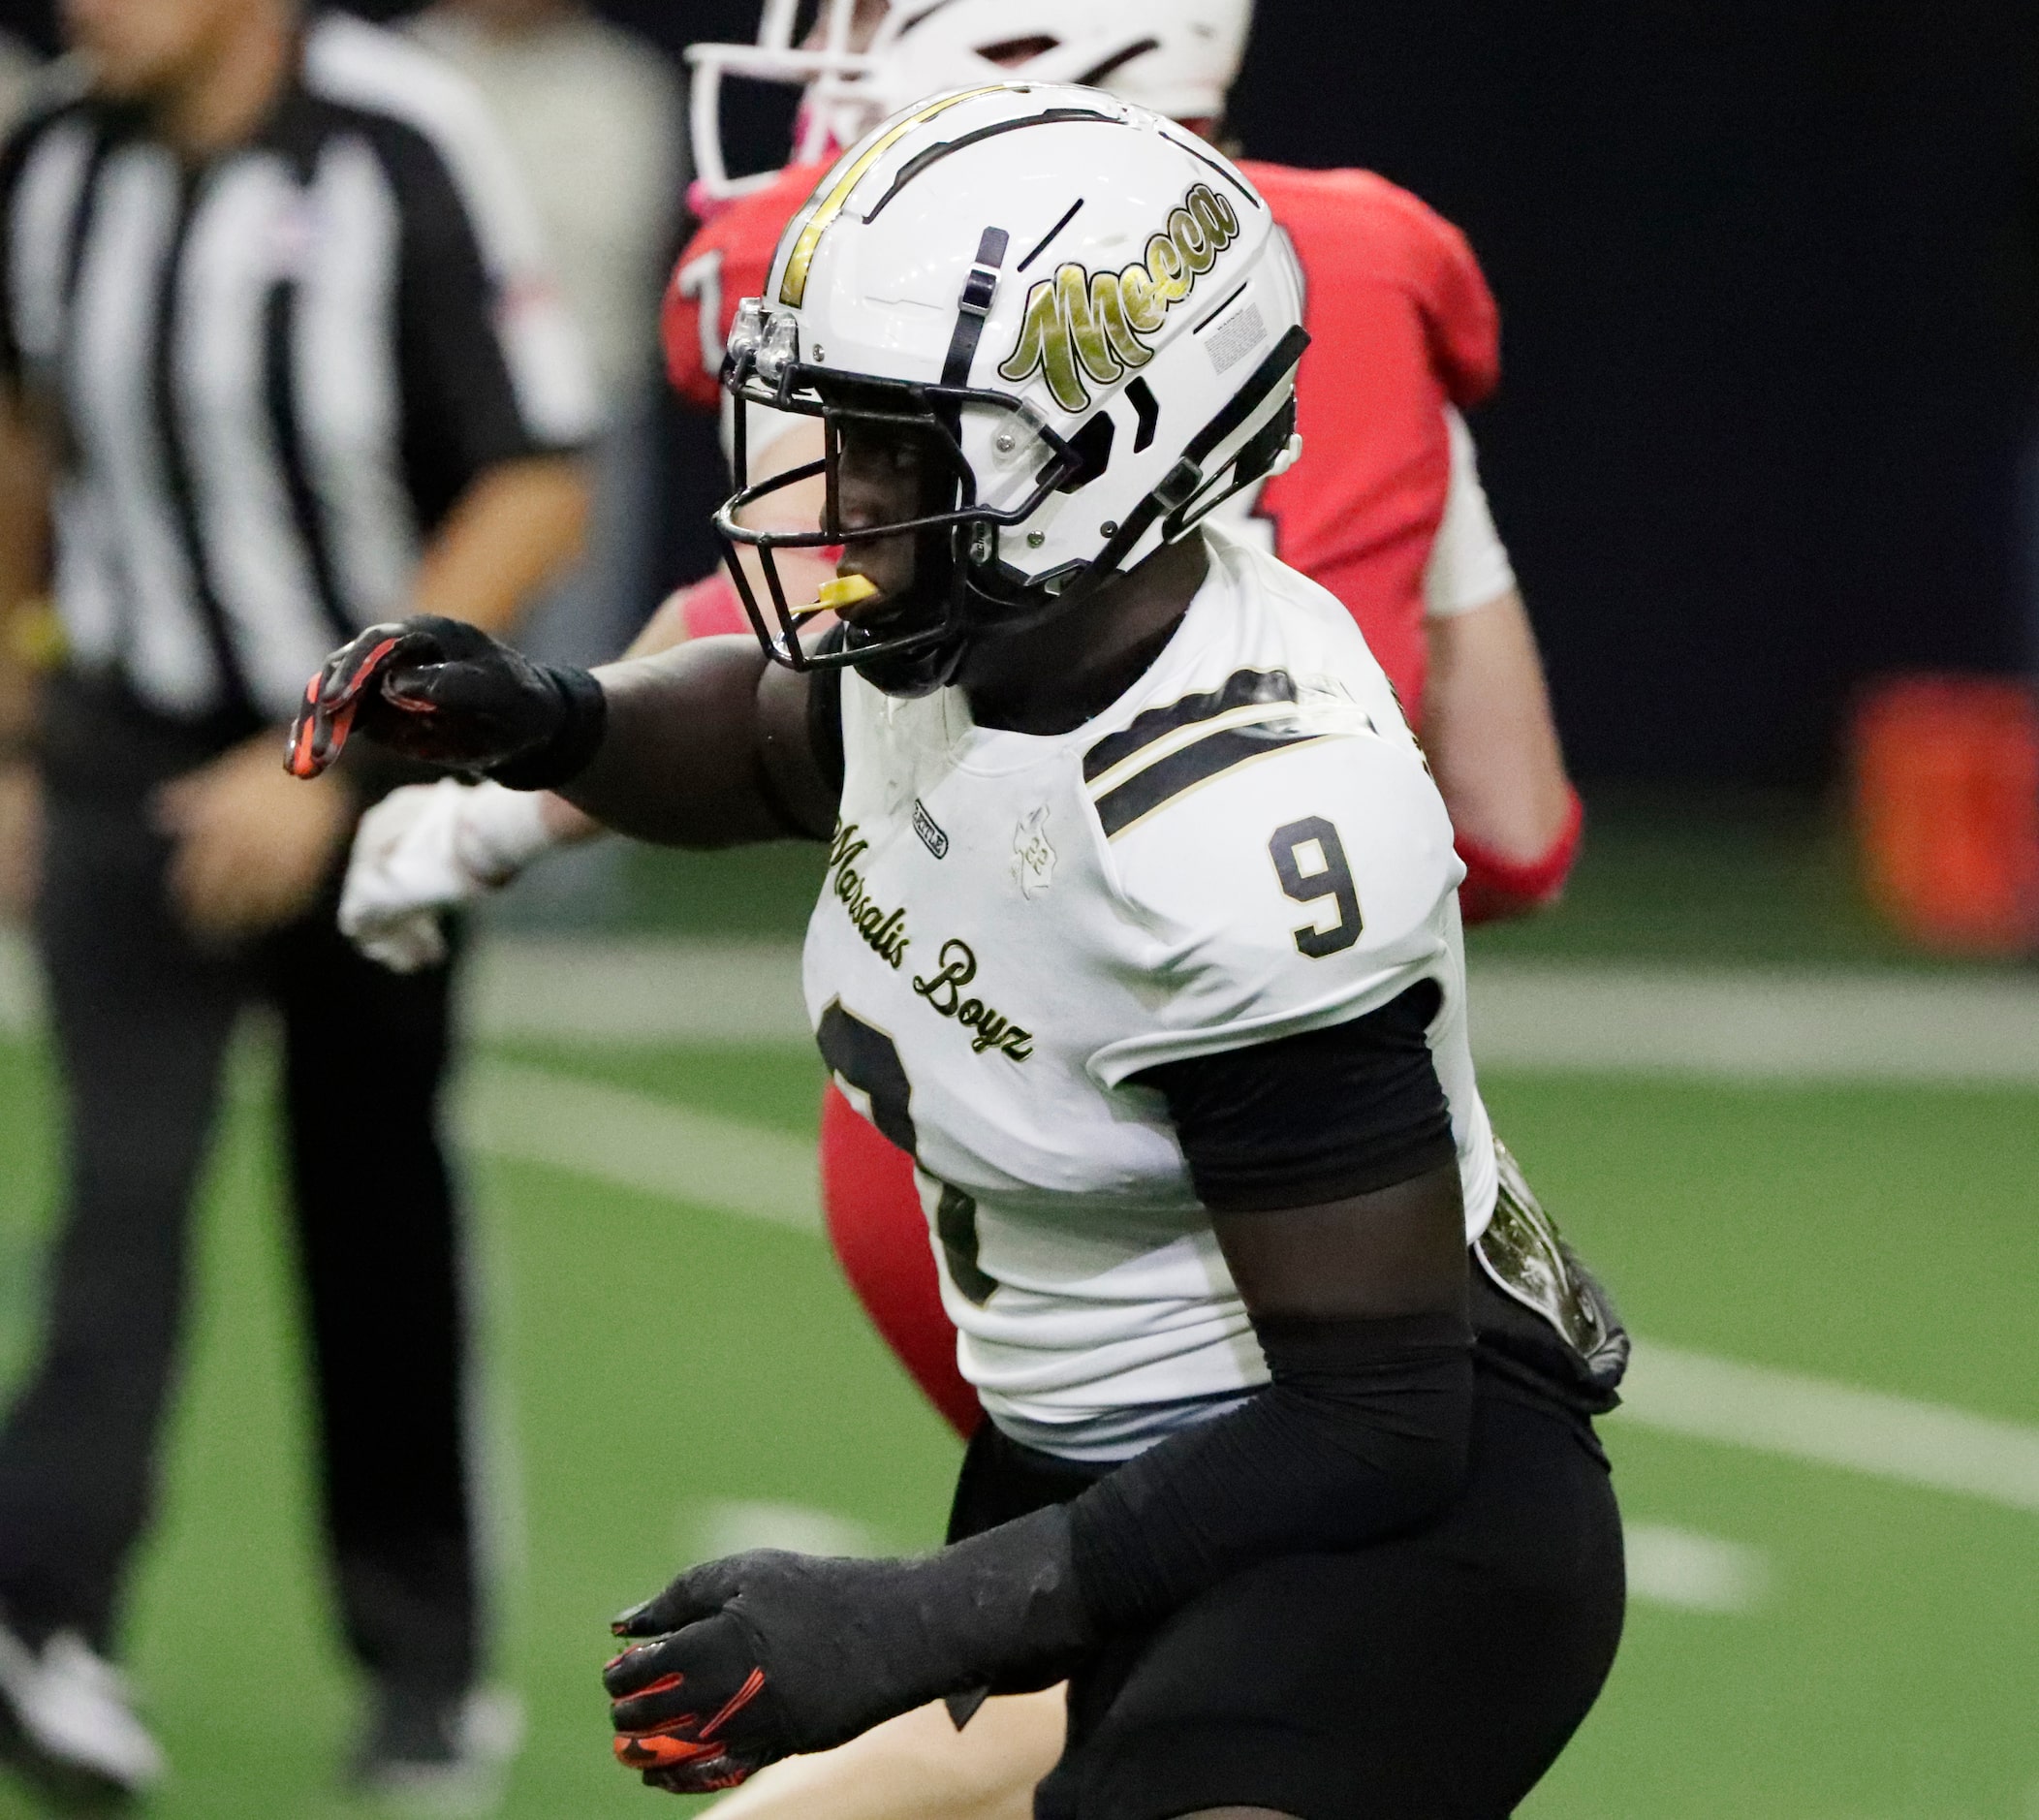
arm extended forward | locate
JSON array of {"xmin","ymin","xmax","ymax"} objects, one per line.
[{"xmin": 286, "ymin": 618, "xmax": 837, "ymax": 849}]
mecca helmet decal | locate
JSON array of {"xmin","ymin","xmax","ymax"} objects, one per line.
[
  {"xmin": 713, "ymin": 83, "xmax": 1307, "ymax": 697},
  {"xmin": 995, "ymin": 181, "xmax": 1244, "ymax": 414},
  {"xmin": 683, "ymin": 0, "xmax": 1254, "ymax": 208}
]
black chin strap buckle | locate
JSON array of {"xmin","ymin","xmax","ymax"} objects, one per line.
[{"xmin": 1152, "ymin": 457, "xmax": 1205, "ymax": 514}]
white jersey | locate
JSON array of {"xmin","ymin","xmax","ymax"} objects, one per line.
[{"xmin": 802, "ymin": 526, "xmax": 1497, "ymax": 1462}]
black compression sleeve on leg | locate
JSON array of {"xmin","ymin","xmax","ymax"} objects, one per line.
[{"xmin": 1066, "ymin": 1311, "xmax": 1475, "ymax": 1630}]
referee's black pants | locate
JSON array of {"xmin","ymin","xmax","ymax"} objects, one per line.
[{"xmin": 0, "ymin": 742, "xmax": 479, "ymax": 1696}]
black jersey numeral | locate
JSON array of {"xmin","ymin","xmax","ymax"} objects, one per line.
[
  {"xmin": 1270, "ymin": 816, "xmax": 1363, "ymax": 957},
  {"xmin": 817, "ymin": 998, "xmax": 999, "ymax": 1307},
  {"xmin": 816, "ymin": 999, "xmax": 917, "ymax": 1154},
  {"xmin": 935, "ymin": 1183, "xmax": 996, "ymax": 1307}
]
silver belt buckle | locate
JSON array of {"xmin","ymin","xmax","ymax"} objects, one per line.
[{"xmin": 1475, "ymin": 1139, "xmax": 1612, "ymax": 1364}]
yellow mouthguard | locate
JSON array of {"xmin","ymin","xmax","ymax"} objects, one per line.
[{"xmin": 802, "ymin": 574, "xmax": 879, "ymax": 616}]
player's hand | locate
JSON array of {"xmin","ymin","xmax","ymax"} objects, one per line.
[
  {"xmin": 286, "ymin": 616, "xmax": 596, "ymax": 781},
  {"xmin": 339, "ymin": 779, "xmax": 563, "ymax": 973},
  {"xmin": 155, "ymin": 736, "xmax": 355, "ymax": 943},
  {"xmin": 604, "ymin": 1552, "xmax": 929, "ymax": 1795},
  {"xmin": 604, "ymin": 1511, "xmax": 1091, "ymax": 1796}
]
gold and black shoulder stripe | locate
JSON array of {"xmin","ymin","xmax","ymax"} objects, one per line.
[
  {"xmin": 1083, "ymin": 668, "xmax": 1334, "ymax": 839},
  {"xmin": 1083, "ymin": 668, "xmax": 1298, "ymax": 782}
]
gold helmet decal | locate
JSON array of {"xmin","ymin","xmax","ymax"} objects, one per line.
[
  {"xmin": 999, "ymin": 184, "xmax": 1241, "ymax": 414},
  {"xmin": 777, "ymin": 87, "xmax": 1006, "ymax": 309}
]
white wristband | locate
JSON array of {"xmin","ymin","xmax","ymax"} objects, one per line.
[
  {"xmin": 1424, "ymin": 407, "xmax": 1519, "ymax": 621},
  {"xmin": 454, "ymin": 782, "xmax": 563, "ymax": 887}
]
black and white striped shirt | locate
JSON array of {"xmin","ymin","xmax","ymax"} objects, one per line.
[{"xmin": 0, "ymin": 12, "xmax": 599, "ymax": 728}]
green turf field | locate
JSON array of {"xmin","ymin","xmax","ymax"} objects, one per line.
[{"xmin": 0, "ymin": 1004, "xmax": 2035, "ymax": 1818}]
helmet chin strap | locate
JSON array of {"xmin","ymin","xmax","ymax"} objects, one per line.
[
  {"xmin": 962, "ymin": 554, "xmax": 1103, "ymax": 642},
  {"xmin": 850, "ymin": 628, "xmax": 970, "ymax": 699},
  {"xmin": 837, "ymin": 522, "xmax": 975, "ymax": 698},
  {"xmin": 853, "ymin": 535, "xmax": 1097, "ymax": 699}
]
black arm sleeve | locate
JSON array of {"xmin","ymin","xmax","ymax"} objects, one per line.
[
  {"xmin": 1028, "ymin": 986, "xmax": 1471, "ymax": 1629},
  {"xmin": 1137, "ymin": 980, "xmax": 1458, "ymax": 1212},
  {"xmin": 622, "ymin": 1310, "xmax": 1475, "ymax": 1730},
  {"xmin": 1065, "ymin": 1307, "xmax": 1475, "ymax": 1632}
]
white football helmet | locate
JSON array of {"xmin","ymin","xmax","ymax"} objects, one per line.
[
  {"xmin": 685, "ymin": 0, "xmax": 1254, "ymax": 206},
  {"xmin": 714, "ymin": 82, "xmax": 1306, "ymax": 696}
]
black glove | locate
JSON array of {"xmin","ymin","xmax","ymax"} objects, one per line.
[
  {"xmin": 602, "ymin": 1505, "xmax": 1092, "ymax": 1795},
  {"xmin": 285, "ymin": 615, "xmax": 606, "ymax": 790}
]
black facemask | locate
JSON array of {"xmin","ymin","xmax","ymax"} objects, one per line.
[
  {"xmin": 712, "ymin": 364, "xmax": 1092, "ymax": 697},
  {"xmin": 712, "ymin": 335, "xmax": 1307, "ymax": 698}
]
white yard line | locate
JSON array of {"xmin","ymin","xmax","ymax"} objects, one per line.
[
  {"xmin": 5, "ymin": 928, "xmax": 2036, "ymax": 1082},
  {"xmin": 475, "ymin": 940, "xmax": 2039, "ymax": 1085},
  {"xmin": 461, "ymin": 1061, "xmax": 821, "ymax": 1235},
  {"xmin": 1610, "ymin": 1522, "xmax": 1771, "ymax": 1614},
  {"xmin": 1616, "ymin": 1340, "xmax": 2039, "ymax": 1515},
  {"xmin": 467, "ymin": 1060, "xmax": 2039, "ymax": 1521},
  {"xmin": 1467, "ymin": 960, "xmax": 2039, "ymax": 1085},
  {"xmin": 468, "ymin": 936, "xmax": 815, "ymax": 1046},
  {"xmin": 683, "ymin": 1500, "xmax": 885, "ymax": 1562}
]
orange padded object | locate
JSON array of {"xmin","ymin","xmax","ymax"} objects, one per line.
[{"xmin": 1850, "ymin": 674, "xmax": 2039, "ymax": 955}]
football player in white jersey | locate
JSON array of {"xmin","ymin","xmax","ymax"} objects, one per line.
[
  {"xmin": 289, "ymin": 87, "xmax": 1625, "ymax": 1819},
  {"xmin": 336, "ymin": 0, "xmax": 1579, "ymax": 973}
]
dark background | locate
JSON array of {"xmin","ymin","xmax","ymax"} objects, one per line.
[{"xmin": 4, "ymin": 0, "xmax": 2035, "ymax": 787}]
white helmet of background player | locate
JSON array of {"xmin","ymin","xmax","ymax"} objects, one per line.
[
  {"xmin": 715, "ymin": 82, "xmax": 1306, "ymax": 696},
  {"xmin": 685, "ymin": 0, "xmax": 1254, "ymax": 205}
]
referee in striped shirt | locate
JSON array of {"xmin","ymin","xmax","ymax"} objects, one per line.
[{"xmin": 0, "ymin": 0, "xmax": 597, "ymax": 1802}]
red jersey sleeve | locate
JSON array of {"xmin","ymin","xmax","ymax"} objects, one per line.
[
  {"xmin": 1342, "ymin": 170, "xmax": 1499, "ymax": 408},
  {"xmin": 672, "ymin": 569, "xmax": 751, "ymax": 642},
  {"xmin": 661, "ymin": 164, "xmax": 829, "ymax": 415},
  {"xmin": 1235, "ymin": 163, "xmax": 1501, "ymax": 714}
]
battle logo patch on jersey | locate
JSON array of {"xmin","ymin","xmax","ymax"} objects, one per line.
[
  {"xmin": 998, "ymin": 183, "xmax": 1240, "ymax": 414},
  {"xmin": 912, "ymin": 800, "xmax": 950, "ymax": 860}
]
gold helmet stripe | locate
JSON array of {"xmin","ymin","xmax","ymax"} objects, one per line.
[{"xmin": 777, "ymin": 87, "xmax": 1004, "ymax": 308}]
